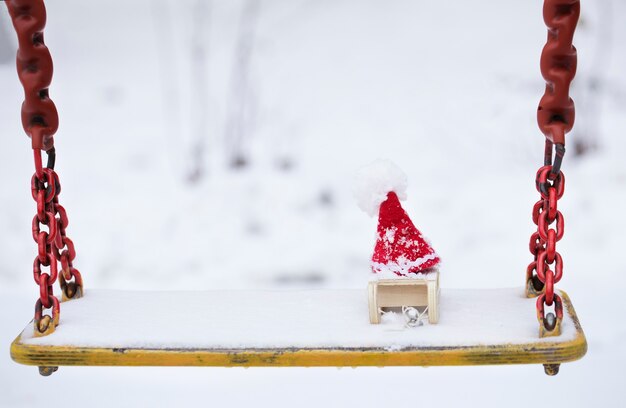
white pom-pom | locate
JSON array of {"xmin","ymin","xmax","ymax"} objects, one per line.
[{"xmin": 353, "ymin": 159, "xmax": 408, "ymax": 217}]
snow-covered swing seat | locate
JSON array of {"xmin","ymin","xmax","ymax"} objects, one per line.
[{"xmin": 6, "ymin": 0, "xmax": 586, "ymax": 376}]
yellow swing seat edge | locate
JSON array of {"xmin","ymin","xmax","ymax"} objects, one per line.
[{"xmin": 10, "ymin": 291, "xmax": 587, "ymax": 368}]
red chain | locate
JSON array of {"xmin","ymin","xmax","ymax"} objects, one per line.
[
  {"xmin": 537, "ymin": 0, "xmax": 580, "ymax": 146},
  {"xmin": 528, "ymin": 0, "xmax": 579, "ymax": 336},
  {"xmin": 6, "ymin": 0, "xmax": 83, "ymax": 336}
]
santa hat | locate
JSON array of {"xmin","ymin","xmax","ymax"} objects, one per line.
[
  {"xmin": 354, "ymin": 159, "xmax": 440, "ymax": 277},
  {"xmin": 372, "ymin": 191, "xmax": 439, "ymax": 276}
]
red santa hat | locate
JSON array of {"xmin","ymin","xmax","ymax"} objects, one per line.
[
  {"xmin": 371, "ymin": 191, "xmax": 439, "ymax": 276},
  {"xmin": 354, "ymin": 159, "xmax": 440, "ymax": 277}
]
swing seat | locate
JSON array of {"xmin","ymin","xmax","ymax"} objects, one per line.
[{"xmin": 11, "ymin": 287, "xmax": 586, "ymax": 371}]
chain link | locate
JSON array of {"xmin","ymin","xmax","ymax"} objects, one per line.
[
  {"xmin": 30, "ymin": 154, "xmax": 60, "ymax": 335},
  {"xmin": 537, "ymin": 0, "xmax": 580, "ymax": 146},
  {"xmin": 6, "ymin": 0, "xmax": 83, "ymax": 336},
  {"xmin": 6, "ymin": 1, "xmax": 59, "ymax": 150},
  {"xmin": 527, "ymin": 0, "xmax": 579, "ymax": 337}
]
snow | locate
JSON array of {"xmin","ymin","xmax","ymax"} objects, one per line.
[
  {"xmin": 371, "ymin": 266, "xmax": 438, "ymax": 281},
  {"xmin": 371, "ymin": 255, "xmax": 439, "ymax": 279},
  {"xmin": 0, "ymin": 0, "xmax": 625, "ymax": 407},
  {"xmin": 353, "ymin": 159, "xmax": 408, "ymax": 217},
  {"xmin": 19, "ymin": 288, "xmax": 577, "ymax": 349}
]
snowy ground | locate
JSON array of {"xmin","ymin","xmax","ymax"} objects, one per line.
[{"xmin": 1, "ymin": 0, "xmax": 625, "ymax": 407}]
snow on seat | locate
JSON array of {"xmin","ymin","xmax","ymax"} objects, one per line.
[{"xmin": 11, "ymin": 288, "xmax": 586, "ymax": 368}]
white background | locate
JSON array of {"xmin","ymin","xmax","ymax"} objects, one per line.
[{"xmin": 1, "ymin": 1, "xmax": 624, "ymax": 406}]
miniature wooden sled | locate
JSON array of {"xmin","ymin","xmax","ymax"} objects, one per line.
[
  {"xmin": 368, "ymin": 271, "xmax": 440, "ymax": 324},
  {"xmin": 11, "ymin": 288, "xmax": 586, "ymax": 375}
]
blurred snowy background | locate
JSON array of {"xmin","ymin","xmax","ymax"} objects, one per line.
[{"xmin": 0, "ymin": 0, "xmax": 624, "ymax": 406}]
